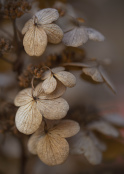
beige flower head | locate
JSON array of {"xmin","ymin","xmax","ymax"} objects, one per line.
[
  {"xmin": 28, "ymin": 119, "xmax": 80, "ymax": 166},
  {"xmin": 22, "ymin": 8, "xmax": 63, "ymax": 56},
  {"xmin": 57, "ymin": 15, "xmax": 104, "ymax": 47},
  {"xmin": 14, "ymin": 81, "xmax": 69, "ymax": 135},
  {"xmin": 41, "ymin": 67, "xmax": 76, "ymax": 94}
]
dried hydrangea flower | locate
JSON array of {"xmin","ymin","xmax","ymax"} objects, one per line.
[
  {"xmin": 63, "ymin": 60, "xmax": 116, "ymax": 93},
  {"xmin": 14, "ymin": 81, "xmax": 69, "ymax": 135},
  {"xmin": 28, "ymin": 119, "xmax": 80, "ymax": 166},
  {"xmin": 57, "ymin": 15, "xmax": 104, "ymax": 47},
  {"xmin": 22, "ymin": 8, "xmax": 63, "ymax": 56},
  {"xmin": 70, "ymin": 131, "xmax": 106, "ymax": 165},
  {"xmin": 41, "ymin": 67, "xmax": 76, "ymax": 94}
]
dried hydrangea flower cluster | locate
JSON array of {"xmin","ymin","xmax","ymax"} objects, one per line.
[
  {"xmin": 22, "ymin": 8, "xmax": 63, "ymax": 56},
  {"xmin": 14, "ymin": 66, "xmax": 80, "ymax": 165},
  {"xmin": 67, "ymin": 106, "xmax": 124, "ymax": 165}
]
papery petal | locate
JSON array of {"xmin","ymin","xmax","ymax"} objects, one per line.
[
  {"xmin": 87, "ymin": 120, "xmax": 119, "ymax": 137},
  {"xmin": 42, "ymin": 75, "xmax": 57, "ymax": 94},
  {"xmin": 83, "ymin": 67, "xmax": 104, "ymax": 82},
  {"xmin": 70, "ymin": 131, "xmax": 102, "ymax": 165},
  {"xmin": 55, "ymin": 71, "xmax": 76, "ymax": 87},
  {"xmin": 41, "ymin": 70, "xmax": 51, "ymax": 80},
  {"xmin": 103, "ymin": 114, "xmax": 124, "ymax": 127},
  {"xmin": 34, "ymin": 80, "xmax": 66, "ymax": 99},
  {"xmin": 42, "ymin": 24, "xmax": 63, "ymax": 44},
  {"xmin": 62, "ymin": 27, "xmax": 88, "ymax": 47},
  {"xmin": 37, "ymin": 134, "xmax": 69, "ymax": 166},
  {"xmin": 23, "ymin": 26, "xmax": 47, "ymax": 56},
  {"xmin": 15, "ymin": 102, "xmax": 42, "ymax": 135},
  {"xmin": 99, "ymin": 65, "xmax": 116, "ymax": 93},
  {"xmin": 35, "ymin": 8, "xmax": 59, "ymax": 24},
  {"xmin": 52, "ymin": 66, "xmax": 65, "ymax": 73},
  {"xmin": 28, "ymin": 122, "xmax": 45, "ymax": 154},
  {"xmin": 50, "ymin": 120, "xmax": 80, "ymax": 138},
  {"xmin": 14, "ymin": 88, "xmax": 33, "ymax": 106},
  {"xmin": 86, "ymin": 28, "xmax": 105, "ymax": 41},
  {"xmin": 89, "ymin": 132, "xmax": 106, "ymax": 151},
  {"xmin": 22, "ymin": 19, "xmax": 34, "ymax": 35},
  {"xmin": 37, "ymin": 98, "xmax": 69, "ymax": 120}
]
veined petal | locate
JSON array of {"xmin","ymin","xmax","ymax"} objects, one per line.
[
  {"xmin": 14, "ymin": 88, "xmax": 33, "ymax": 106},
  {"xmin": 50, "ymin": 120, "xmax": 80, "ymax": 138},
  {"xmin": 42, "ymin": 75, "xmax": 57, "ymax": 94},
  {"xmin": 83, "ymin": 67, "xmax": 104, "ymax": 82},
  {"xmin": 37, "ymin": 98, "xmax": 69, "ymax": 120},
  {"xmin": 55, "ymin": 71, "xmax": 76, "ymax": 87},
  {"xmin": 35, "ymin": 8, "xmax": 59, "ymax": 24},
  {"xmin": 70, "ymin": 131, "xmax": 102, "ymax": 165},
  {"xmin": 37, "ymin": 134, "xmax": 69, "ymax": 166},
  {"xmin": 42, "ymin": 24, "xmax": 63, "ymax": 44},
  {"xmin": 23, "ymin": 26, "xmax": 47, "ymax": 56},
  {"xmin": 87, "ymin": 120, "xmax": 119, "ymax": 137},
  {"xmin": 15, "ymin": 102, "xmax": 42, "ymax": 135},
  {"xmin": 52, "ymin": 67, "xmax": 65, "ymax": 73},
  {"xmin": 86, "ymin": 28, "xmax": 105, "ymax": 41},
  {"xmin": 22, "ymin": 19, "xmax": 34, "ymax": 35},
  {"xmin": 27, "ymin": 122, "xmax": 45, "ymax": 154},
  {"xmin": 62, "ymin": 27, "xmax": 88, "ymax": 47},
  {"xmin": 35, "ymin": 80, "xmax": 66, "ymax": 100}
]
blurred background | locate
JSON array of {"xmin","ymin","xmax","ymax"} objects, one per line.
[{"xmin": 0, "ymin": 0, "xmax": 124, "ymax": 174}]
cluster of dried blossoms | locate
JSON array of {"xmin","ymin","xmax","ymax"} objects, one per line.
[{"xmin": 13, "ymin": 1, "xmax": 123, "ymax": 167}]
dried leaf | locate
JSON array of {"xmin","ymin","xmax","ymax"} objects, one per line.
[
  {"xmin": 83, "ymin": 67, "xmax": 104, "ymax": 82},
  {"xmin": 42, "ymin": 24, "xmax": 63, "ymax": 44},
  {"xmin": 15, "ymin": 102, "xmax": 42, "ymax": 135},
  {"xmin": 63, "ymin": 27, "xmax": 88, "ymax": 47},
  {"xmin": 35, "ymin": 8, "xmax": 59, "ymax": 24},
  {"xmin": 37, "ymin": 98, "xmax": 69, "ymax": 120},
  {"xmin": 50, "ymin": 120, "xmax": 80, "ymax": 138},
  {"xmin": 86, "ymin": 28, "xmax": 105, "ymax": 41},
  {"xmin": 55, "ymin": 71, "xmax": 76, "ymax": 87},
  {"xmin": 37, "ymin": 133, "xmax": 69, "ymax": 166},
  {"xmin": 23, "ymin": 26, "xmax": 47, "ymax": 56},
  {"xmin": 14, "ymin": 88, "xmax": 33, "ymax": 106},
  {"xmin": 42, "ymin": 75, "xmax": 57, "ymax": 94},
  {"xmin": 87, "ymin": 120, "xmax": 119, "ymax": 137},
  {"xmin": 22, "ymin": 19, "xmax": 34, "ymax": 35},
  {"xmin": 52, "ymin": 66, "xmax": 65, "ymax": 73}
]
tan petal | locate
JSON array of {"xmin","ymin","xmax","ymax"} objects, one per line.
[
  {"xmin": 35, "ymin": 8, "xmax": 59, "ymax": 24},
  {"xmin": 42, "ymin": 75, "xmax": 57, "ymax": 94},
  {"xmin": 52, "ymin": 66, "xmax": 65, "ymax": 73},
  {"xmin": 22, "ymin": 19, "xmax": 34, "ymax": 35},
  {"xmin": 70, "ymin": 131, "xmax": 102, "ymax": 165},
  {"xmin": 41, "ymin": 70, "xmax": 51, "ymax": 80},
  {"xmin": 50, "ymin": 120, "xmax": 80, "ymax": 138},
  {"xmin": 99, "ymin": 65, "xmax": 116, "ymax": 93},
  {"xmin": 34, "ymin": 80, "xmax": 66, "ymax": 100},
  {"xmin": 62, "ymin": 27, "xmax": 88, "ymax": 47},
  {"xmin": 15, "ymin": 102, "xmax": 42, "ymax": 135},
  {"xmin": 23, "ymin": 26, "xmax": 47, "ymax": 56},
  {"xmin": 55, "ymin": 71, "xmax": 76, "ymax": 87},
  {"xmin": 86, "ymin": 28, "xmax": 105, "ymax": 41},
  {"xmin": 103, "ymin": 114, "xmax": 124, "ymax": 127},
  {"xmin": 37, "ymin": 134, "xmax": 69, "ymax": 166},
  {"xmin": 42, "ymin": 24, "xmax": 63, "ymax": 44},
  {"xmin": 83, "ymin": 67, "xmax": 104, "ymax": 82},
  {"xmin": 89, "ymin": 132, "xmax": 106, "ymax": 151},
  {"xmin": 14, "ymin": 88, "xmax": 33, "ymax": 106},
  {"xmin": 37, "ymin": 98, "xmax": 69, "ymax": 120},
  {"xmin": 87, "ymin": 120, "xmax": 119, "ymax": 137}
]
